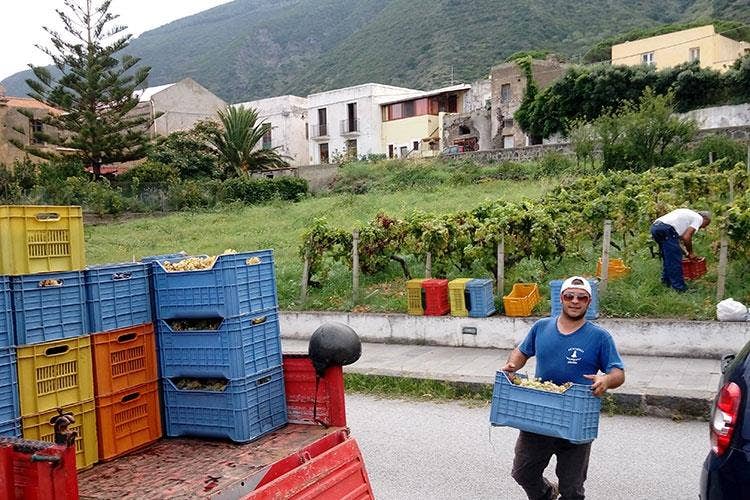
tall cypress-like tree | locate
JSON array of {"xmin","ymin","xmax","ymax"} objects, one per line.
[{"xmin": 22, "ymin": 0, "xmax": 153, "ymax": 178}]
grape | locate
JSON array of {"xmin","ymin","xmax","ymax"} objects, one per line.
[{"xmin": 510, "ymin": 375, "xmax": 572, "ymax": 393}]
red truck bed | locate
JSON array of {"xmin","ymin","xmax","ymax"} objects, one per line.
[{"xmin": 73, "ymin": 355, "xmax": 373, "ymax": 499}]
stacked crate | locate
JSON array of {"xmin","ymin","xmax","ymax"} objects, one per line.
[
  {"xmin": 0, "ymin": 276, "xmax": 19, "ymax": 438},
  {"xmin": 84, "ymin": 262, "xmax": 161, "ymax": 461},
  {"xmin": 151, "ymin": 250, "xmax": 288, "ymax": 443},
  {"xmin": 0, "ymin": 205, "xmax": 98, "ymax": 470}
]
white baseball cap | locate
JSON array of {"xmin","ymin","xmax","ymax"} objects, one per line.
[{"xmin": 560, "ymin": 276, "xmax": 592, "ymax": 297}]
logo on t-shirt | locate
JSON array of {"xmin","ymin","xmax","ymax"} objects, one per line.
[{"xmin": 566, "ymin": 347, "xmax": 584, "ymax": 364}]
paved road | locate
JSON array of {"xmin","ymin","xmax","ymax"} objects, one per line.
[{"xmin": 346, "ymin": 394, "xmax": 707, "ymax": 499}]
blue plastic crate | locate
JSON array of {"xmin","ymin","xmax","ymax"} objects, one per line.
[
  {"xmin": 0, "ymin": 348, "xmax": 19, "ymax": 425},
  {"xmin": 152, "ymin": 250, "xmax": 278, "ymax": 320},
  {"xmin": 85, "ymin": 262, "xmax": 151, "ymax": 333},
  {"xmin": 466, "ymin": 278, "xmax": 496, "ymax": 317},
  {"xmin": 162, "ymin": 366, "xmax": 287, "ymax": 443},
  {"xmin": 0, "ymin": 418, "xmax": 21, "ymax": 437},
  {"xmin": 11, "ymin": 271, "xmax": 88, "ymax": 345},
  {"xmin": 0, "ymin": 276, "xmax": 12, "ymax": 347},
  {"xmin": 490, "ymin": 371, "xmax": 601, "ymax": 444},
  {"xmin": 158, "ymin": 311, "xmax": 283, "ymax": 379},
  {"xmin": 549, "ymin": 278, "xmax": 599, "ymax": 320}
]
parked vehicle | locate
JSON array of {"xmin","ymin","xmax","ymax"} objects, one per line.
[
  {"xmin": 699, "ymin": 340, "xmax": 750, "ymax": 499},
  {"xmin": 441, "ymin": 145, "xmax": 465, "ymax": 155},
  {"xmin": 5, "ymin": 354, "xmax": 374, "ymax": 499}
]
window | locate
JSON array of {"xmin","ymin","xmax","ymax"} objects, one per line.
[
  {"xmin": 689, "ymin": 47, "xmax": 700, "ymax": 63},
  {"xmin": 346, "ymin": 139, "xmax": 357, "ymax": 158},
  {"xmin": 500, "ymin": 83, "xmax": 511, "ymax": 103},
  {"xmin": 503, "ymin": 118, "xmax": 514, "ymax": 129},
  {"xmin": 317, "ymin": 108, "xmax": 327, "ymax": 136},
  {"xmin": 642, "ymin": 52, "xmax": 655, "ymax": 65},
  {"xmin": 261, "ymin": 123, "xmax": 272, "ymax": 149},
  {"xmin": 412, "ymin": 141, "xmax": 419, "ymax": 151},
  {"xmin": 458, "ymin": 125, "xmax": 471, "ymax": 135},
  {"xmin": 503, "ymin": 135, "xmax": 515, "ymax": 149},
  {"xmin": 388, "ymin": 144, "xmax": 394, "ymax": 158},
  {"xmin": 319, "ymin": 143, "xmax": 329, "ymax": 163},
  {"xmin": 400, "ymin": 146, "xmax": 409, "ymax": 157},
  {"xmin": 403, "ymin": 101, "xmax": 415, "ymax": 118},
  {"xmin": 29, "ymin": 119, "xmax": 43, "ymax": 144},
  {"xmin": 346, "ymin": 103, "xmax": 357, "ymax": 132}
]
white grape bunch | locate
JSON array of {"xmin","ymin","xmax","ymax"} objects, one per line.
[{"xmin": 510, "ymin": 375, "xmax": 572, "ymax": 393}]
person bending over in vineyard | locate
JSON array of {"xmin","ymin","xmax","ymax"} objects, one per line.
[
  {"xmin": 650, "ymin": 209, "xmax": 711, "ymax": 292},
  {"xmin": 501, "ymin": 276, "xmax": 625, "ymax": 500}
]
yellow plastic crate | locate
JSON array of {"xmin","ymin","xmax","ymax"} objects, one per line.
[
  {"xmin": 449, "ymin": 278, "xmax": 473, "ymax": 317},
  {"xmin": 0, "ymin": 205, "xmax": 85, "ymax": 275},
  {"xmin": 18, "ymin": 336, "xmax": 94, "ymax": 417},
  {"xmin": 595, "ymin": 258, "xmax": 631, "ymax": 280},
  {"xmin": 22, "ymin": 399, "xmax": 98, "ymax": 470},
  {"xmin": 406, "ymin": 279, "xmax": 426, "ymax": 315},
  {"xmin": 503, "ymin": 283, "xmax": 540, "ymax": 317}
]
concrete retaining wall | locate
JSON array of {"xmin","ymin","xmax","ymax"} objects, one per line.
[{"xmin": 280, "ymin": 311, "xmax": 750, "ymax": 359}]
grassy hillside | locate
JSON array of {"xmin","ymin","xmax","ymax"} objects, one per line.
[{"xmin": 3, "ymin": 0, "xmax": 747, "ymax": 102}]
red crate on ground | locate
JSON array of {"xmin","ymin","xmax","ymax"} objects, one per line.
[
  {"xmin": 422, "ymin": 279, "xmax": 450, "ymax": 316},
  {"xmin": 95, "ymin": 380, "xmax": 161, "ymax": 461},
  {"xmin": 0, "ymin": 437, "xmax": 78, "ymax": 499},
  {"xmin": 91, "ymin": 323, "xmax": 157, "ymax": 397},
  {"xmin": 682, "ymin": 257, "xmax": 707, "ymax": 280}
]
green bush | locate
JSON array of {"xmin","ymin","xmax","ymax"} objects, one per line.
[
  {"xmin": 387, "ymin": 164, "xmax": 448, "ymax": 190},
  {"xmin": 690, "ymin": 134, "xmax": 747, "ymax": 166},
  {"xmin": 119, "ymin": 160, "xmax": 179, "ymax": 186},
  {"xmin": 274, "ymin": 176, "xmax": 309, "ymax": 200},
  {"xmin": 0, "ymin": 165, "xmax": 22, "ymax": 202},
  {"xmin": 167, "ymin": 180, "xmax": 215, "ymax": 210},
  {"xmin": 538, "ymin": 151, "xmax": 575, "ymax": 176},
  {"xmin": 38, "ymin": 158, "xmax": 87, "ymax": 185},
  {"xmin": 220, "ymin": 177, "xmax": 276, "ymax": 204}
]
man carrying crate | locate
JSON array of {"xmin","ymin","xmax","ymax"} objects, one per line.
[
  {"xmin": 650, "ymin": 208, "xmax": 711, "ymax": 292},
  {"xmin": 501, "ymin": 276, "xmax": 625, "ymax": 500}
]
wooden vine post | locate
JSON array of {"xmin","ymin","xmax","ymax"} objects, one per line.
[
  {"xmin": 425, "ymin": 252, "xmax": 432, "ymax": 278},
  {"xmin": 716, "ymin": 177, "xmax": 733, "ymax": 301},
  {"xmin": 300, "ymin": 238, "xmax": 311, "ymax": 303},
  {"xmin": 599, "ymin": 220, "xmax": 612, "ymax": 294},
  {"xmin": 352, "ymin": 229, "xmax": 360, "ymax": 302},
  {"xmin": 496, "ymin": 234, "xmax": 505, "ymax": 297}
]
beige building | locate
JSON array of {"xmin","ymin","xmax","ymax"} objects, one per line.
[
  {"xmin": 380, "ymin": 84, "xmax": 471, "ymax": 158},
  {"xmin": 611, "ymin": 25, "xmax": 750, "ymax": 72},
  {"xmin": 133, "ymin": 77, "xmax": 227, "ymax": 137},
  {"xmin": 490, "ymin": 58, "xmax": 566, "ymax": 149},
  {"xmin": 0, "ymin": 86, "xmax": 65, "ymax": 167}
]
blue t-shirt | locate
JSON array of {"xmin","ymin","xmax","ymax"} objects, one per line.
[{"xmin": 518, "ymin": 317, "xmax": 625, "ymax": 385}]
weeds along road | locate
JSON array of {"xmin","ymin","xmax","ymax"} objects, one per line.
[{"xmin": 346, "ymin": 394, "xmax": 705, "ymax": 499}]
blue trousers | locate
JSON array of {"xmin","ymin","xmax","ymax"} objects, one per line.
[{"xmin": 651, "ymin": 222, "xmax": 686, "ymax": 291}]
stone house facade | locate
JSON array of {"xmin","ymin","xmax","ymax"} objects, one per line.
[{"xmin": 489, "ymin": 58, "xmax": 566, "ymax": 149}]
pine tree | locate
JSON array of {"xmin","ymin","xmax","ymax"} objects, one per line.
[{"xmin": 20, "ymin": 0, "xmax": 153, "ymax": 178}]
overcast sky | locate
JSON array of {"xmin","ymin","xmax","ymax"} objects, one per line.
[{"xmin": 1, "ymin": 0, "xmax": 234, "ymax": 81}]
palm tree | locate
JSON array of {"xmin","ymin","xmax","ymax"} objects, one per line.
[{"xmin": 208, "ymin": 105, "xmax": 290, "ymax": 177}]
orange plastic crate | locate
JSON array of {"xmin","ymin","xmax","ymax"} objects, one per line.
[
  {"xmin": 91, "ymin": 323, "xmax": 157, "ymax": 397},
  {"xmin": 595, "ymin": 258, "xmax": 631, "ymax": 279},
  {"xmin": 503, "ymin": 283, "xmax": 540, "ymax": 317},
  {"xmin": 682, "ymin": 257, "xmax": 707, "ymax": 280},
  {"xmin": 95, "ymin": 380, "xmax": 161, "ymax": 461}
]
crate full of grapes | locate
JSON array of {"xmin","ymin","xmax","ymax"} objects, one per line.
[{"xmin": 489, "ymin": 371, "xmax": 601, "ymax": 444}]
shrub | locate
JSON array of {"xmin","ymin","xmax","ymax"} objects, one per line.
[
  {"xmin": 148, "ymin": 122, "xmax": 220, "ymax": 179},
  {"xmin": 275, "ymin": 176, "xmax": 309, "ymax": 201},
  {"xmin": 220, "ymin": 177, "xmax": 277, "ymax": 204},
  {"xmin": 538, "ymin": 151, "xmax": 575, "ymax": 176},
  {"xmin": 119, "ymin": 160, "xmax": 179, "ymax": 185},
  {"xmin": 0, "ymin": 166, "xmax": 22, "ymax": 202},
  {"xmin": 167, "ymin": 180, "xmax": 215, "ymax": 210},
  {"xmin": 690, "ymin": 134, "xmax": 747, "ymax": 166},
  {"xmin": 38, "ymin": 157, "xmax": 87, "ymax": 185}
]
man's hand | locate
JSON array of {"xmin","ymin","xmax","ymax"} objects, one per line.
[
  {"xmin": 583, "ymin": 373, "xmax": 610, "ymax": 397},
  {"xmin": 501, "ymin": 362, "xmax": 516, "ymax": 373}
]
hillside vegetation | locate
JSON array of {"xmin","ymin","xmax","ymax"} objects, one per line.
[{"xmin": 3, "ymin": 0, "xmax": 748, "ymax": 102}]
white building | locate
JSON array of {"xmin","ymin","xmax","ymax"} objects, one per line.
[
  {"xmin": 134, "ymin": 77, "xmax": 226, "ymax": 137},
  {"xmin": 236, "ymin": 95, "xmax": 309, "ymax": 166},
  {"xmin": 306, "ymin": 83, "xmax": 422, "ymax": 164}
]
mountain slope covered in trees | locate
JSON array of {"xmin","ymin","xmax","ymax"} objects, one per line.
[{"xmin": 2, "ymin": 0, "xmax": 747, "ymax": 102}]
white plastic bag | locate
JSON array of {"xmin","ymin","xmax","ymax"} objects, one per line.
[{"xmin": 716, "ymin": 298, "xmax": 749, "ymax": 322}]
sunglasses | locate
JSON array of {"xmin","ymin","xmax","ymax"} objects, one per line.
[{"xmin": 562, "ymin": 292, "xmax": 590, "ymax": 302}]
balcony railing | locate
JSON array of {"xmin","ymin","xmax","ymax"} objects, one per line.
[
  {"xmin": 340, "ymin": 119, "xmax": 359, "ymax": 135},
  {"xmin": 311, "ymin": 123, "xmax": 328, "ymax": 139}
]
